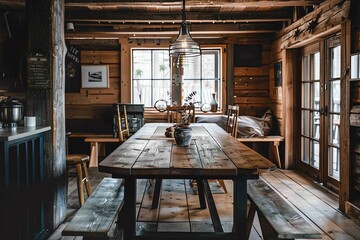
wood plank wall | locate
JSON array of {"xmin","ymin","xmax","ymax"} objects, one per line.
[
  {"xmin": 65, "ymin": 50, "xmax": 120, "ymax": 121},
  {"xmin": 233, "ymin": 40, "xmax": 272, "ymax": 118},
  {"xmin": 269, "ymin": 38, "xmax": 284, "ymax": 136}
]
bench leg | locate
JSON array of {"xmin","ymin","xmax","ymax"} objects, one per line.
[
  {"xmin": 89, "ymin": 142, "xmax": 98, "ymax": 167},
  {"xmin": 82, "ymin": 161, "xmax": 91, "ymax": 197},
  {"xmin": 75, "ymin": 164, "xmax": 85, "ymax": 206},
  {"xmin": 257, "ymin": 210, "xmax": 283, "ymax": 240},
  {"xmin": 246, "ymin": 201, "xmax": 256, "ymax": 239},
  {"xmin": 273, "ymin": 141, "xmax": 282, "ymax": 168}
]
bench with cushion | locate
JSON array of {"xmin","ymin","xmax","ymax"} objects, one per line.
[
  {"xmin": 62, "ymin": 177, "xmax": 124, "ymax": 239},
  {"xmin": 246, "ymin": 178, "xmax": 322, "ymax": 240}
]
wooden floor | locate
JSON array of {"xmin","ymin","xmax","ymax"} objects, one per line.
[{"xmin": 48, "ymin": 168, "xmax": 360, "ymax": 240}]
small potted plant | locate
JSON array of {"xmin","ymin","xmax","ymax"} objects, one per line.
[{"xmin": 174, "ymin": 91, "xmax": 199, "ymax": 146}]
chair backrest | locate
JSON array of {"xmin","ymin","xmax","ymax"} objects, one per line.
[
  {"xmin": 116, "ymin": 104, "xmax": 130, "ymax": 141},
  {"xmin": 167, "ymin": 105, "xmax": 195, "ymax": 124},
  {"xmin": 226, "ymin": 105, "xmax": 239, "ymax": 137}
]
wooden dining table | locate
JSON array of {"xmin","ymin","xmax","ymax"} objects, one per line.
[{"xmin": 98, "ymin": 123, "xmax": 276, "ymax": 240}]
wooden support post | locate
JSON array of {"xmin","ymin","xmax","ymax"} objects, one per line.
[{"xmin": 26, "ymin": 0, "xmax": 67, "ymax": 233}]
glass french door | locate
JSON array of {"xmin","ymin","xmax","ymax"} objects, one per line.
[{"xmin": 300, "ymin": 36, "xmax": 340, "ymax": 189}]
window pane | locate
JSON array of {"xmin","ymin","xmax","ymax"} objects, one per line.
[
  {"xmin": 302, "ymin": 137, "xmax": 310, "ymax": 164},
  {"xmin": 303, "ymin": 56, "xmax": 309, "ymax": 81},
  {"xmin": 313, "ymin": 82, "xmax": 320, "ymax": 110},
  {"xmin": 331, "ymin": 46, "xmax": 341, "ymax": 79},
  {"xmin": 202, "ymin": 54, "xmax": 216, "ymax": 79},
  {"xmin": 182, "ymin": 80, "xmax": 201, "ymax": 106},
  {"xmin": 330, "ymin": 80, "xmax": 340, "ymax": 113},
  {"xmin": 153, "ymin": 51, "xmax": 170, "ymax": 79},
  {"xmin": 133, "ymin": 51, "xmax": 151, "ymax": 79},
  {"xmin": 313, "ymin": 52, "xmax": 320, "ymax": 80},
  {"xmin": 311, "ymin": 139, "xmax": 320, "ymax": 169},
  {"xmin": 328, "ymin": 146, "xmax": 340, "ymax": 180},
  {"xmin": 133, "ymin": 79, "xmax": 151, "ymax": 105},
  {"xmin": 152, "ymin": 80, "xmax": 171, "ymax": 104},
  {"xmin": 329, "ymin": 114, "xmax": 340, "ymax": 146},
  {"xmin": 302, "ymin": 110, "xmax": 310, "ymax": 137},
  {"xmin": 202, "ymin": 80, "xmax": 218, "ymax": 104},
  {"xmin": 351, "ymin": 55, "xmax": 359, "ymax": 79},
  {"xmin": 183, "ymin": 57, "xmax": 201, "ymax": 79},
  {"xmin": 302, "ymin": 83, "xmax": 310, "ymax": 108}
]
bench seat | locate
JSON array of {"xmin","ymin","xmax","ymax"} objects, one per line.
[
  {"xmin": 247, "ymin": 178, "xmax": 322, "ymax": 240},
  {"xmin": 62, "ymin": 177, "xmax": 124, "ymax": 239}
]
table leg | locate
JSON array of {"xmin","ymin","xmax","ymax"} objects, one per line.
[
  {"xmin": 123, "ymin": 176, "xmax": 136, "ymax": 240},
  {"xmin": 233, "ymin": 178, "xmax": 247, "ymax": 239},
  {"xmin": 151, "ymin": 178, "xmax": 162, "ymax": 209},
  {"xmin": 195, "ymin": 179, "xmax": 207, "ymax": 209}
]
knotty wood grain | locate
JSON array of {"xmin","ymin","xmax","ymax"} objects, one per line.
[
  {"xmin": 248, "ymin": 179, "xmax": 322, "ymax": 239},
  {"xmin": 62, "ymin": 178, "xmax": 124, "ymax": 238}
]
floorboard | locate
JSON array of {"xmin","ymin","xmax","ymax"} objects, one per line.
[{"xmin": 47, "ymin": 168, "xmax": 360, "ymax": 240}]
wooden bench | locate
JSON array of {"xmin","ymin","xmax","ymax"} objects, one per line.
[
  {"xmin": 246, "ymin": 179, "xmax": 322, "ymax": 240},
  {"xmin": 85, "ymin": 137, "xmax": 122, "ymax": 167},
  {"xmin": 237, "ymin": 136, "xmax": 284, "ymax": 168},
  {"xmin": 62, "ymin": 177, "xmax": 124, "ymax": 239}
]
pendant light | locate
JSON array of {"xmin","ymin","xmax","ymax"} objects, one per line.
[{"xmin": 169, "ymin": 0, "xmax": 201, "ymax": 58}]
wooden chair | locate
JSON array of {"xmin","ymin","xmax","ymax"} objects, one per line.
[
  {"xmin": 226, "ymin": 105, "xmax": 239, "ymax": 137},
  {"xmin": 166, "ymin": 104, "xmax": 195, "ymax": 124},
  {"xmin": 65, "ymin": 132, "xmax": 91, "ymax": 207},
  {"xmin": 115, "ymin": 104, "xmax": 130, "ymax": 141}
]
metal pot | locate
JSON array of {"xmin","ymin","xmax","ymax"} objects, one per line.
[{"xmin": 0, "ymin": 97, "xmax": 24, "ymax": 124}]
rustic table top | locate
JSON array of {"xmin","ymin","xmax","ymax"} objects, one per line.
[{"xmin": 99, "ymin": 123, "xmax": 276, "ymax": 178}]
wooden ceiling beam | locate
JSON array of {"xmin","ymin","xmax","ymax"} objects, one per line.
[
  {"xmin": 73, "ymin": 22, "xmax": 282, "ymax": 31},
  {"xmin": 65, "ymin": 0, "xmax": 323, "ymax": 8},
  {"xmin": 65, "ymin": 10, "xmax": 291, "ymax": 23},
  {"xmin": 65, "ymin": 29, "xmax": 276, "ymax": 40}
]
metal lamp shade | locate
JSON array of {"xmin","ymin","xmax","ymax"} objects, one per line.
[{"xmin": 169, "ymin": 23, "xmax": 201, "ymax": 58}]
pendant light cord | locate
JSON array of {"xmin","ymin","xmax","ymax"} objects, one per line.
[{"xmin": 182, "ymin": 0, "xmax": 186, "ymax": 23}]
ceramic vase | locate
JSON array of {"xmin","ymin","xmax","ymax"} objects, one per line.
[
  {"xmin": 174, "ymin": 126, "xmax": 192, "ymax": 146},
  {"xmin": 210, "ymin": 93, "xmax": 218, "ymax": 112}
]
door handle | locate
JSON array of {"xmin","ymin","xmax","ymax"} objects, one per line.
[{"xmin": 320, "ymin": 106, "xmax": 328, "ymax": 116}]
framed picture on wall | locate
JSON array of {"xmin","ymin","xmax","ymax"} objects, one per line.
[
  {"xmin": 274, "ymin": 61, "xmax": 282, "ymax": 87},
  {"xmin": 81, "ymin": 65, "xmax": 109, "ymax": 88}
]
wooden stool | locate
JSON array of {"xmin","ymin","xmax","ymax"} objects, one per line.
[{"xmin": 66, "ymin": 154, "xmax": 92, "ymax": 206}]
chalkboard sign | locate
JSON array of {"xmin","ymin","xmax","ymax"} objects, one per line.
[
  {"xmin": 27, "ymin": 51, "xmax": 50, "ymax": 89},
  {"xmin": 65, "ymin": 45, "xmax": 81, "ymax": 92}
]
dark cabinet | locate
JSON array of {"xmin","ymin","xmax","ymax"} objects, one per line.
[{"xmin": 1, "ymin": 127, "xmax": 51, "ymax": 240}]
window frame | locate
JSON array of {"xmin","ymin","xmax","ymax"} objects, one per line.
[{"xmin": 130, "ymin": 47, "xmax": 223, "ymax": 111}]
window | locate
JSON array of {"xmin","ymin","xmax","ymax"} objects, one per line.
[
  {"xmin": 132, "ymin": 48, "xmax": 221, "ymax": 108},
  {"xmin": 301, "ymin": 52, "xmax": 320, "ymax": 169},
  {"xmin": 132, "ymin": 50, "xmax": 171, "ymax": 107}
]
